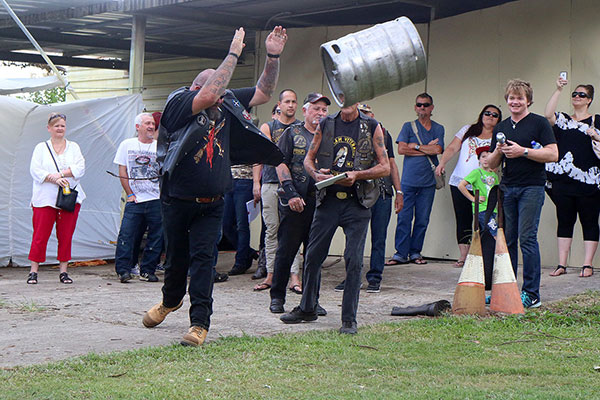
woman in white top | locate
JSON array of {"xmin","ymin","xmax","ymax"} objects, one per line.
[
  {"xmin": 435, "ymin": 105, "xmax": 502, "ymax": 267},
  {"xmin": 27, "ymin": 113, "xmax": 86, "ymax": 284}
]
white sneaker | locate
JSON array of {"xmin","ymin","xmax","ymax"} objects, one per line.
[{"xmin": 131, "ymin": 264, "xmax": 140, "ymax": 276}]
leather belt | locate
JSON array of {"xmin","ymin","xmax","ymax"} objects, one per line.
[{"xmin": 177, "ymin": 195, "xmax": 223, "ymax": 203}]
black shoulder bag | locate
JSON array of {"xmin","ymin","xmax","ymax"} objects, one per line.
[{"xmin": 45, "ymin": 142, "xmax": 78, "ymax": 212}]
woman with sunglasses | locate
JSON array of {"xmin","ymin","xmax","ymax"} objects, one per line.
[
  {"xmin": 544, "ymin": 78, "xmax": 600, "ymax": 278},
  {"xmin": 435, "ymin": 105, "xmax": 502, "ymax": 267},
  {"xmin": 27, "ymin": 113, "xmax": 86, "ymax": 284}
]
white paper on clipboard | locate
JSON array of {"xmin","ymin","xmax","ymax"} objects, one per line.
[
  {"xmin": 246, "ymin": 200, "xmax": 259, "ymax": 223},
  {"xmin": 315, "ymin": 172, "xmax": 348, "ymax": 190}
]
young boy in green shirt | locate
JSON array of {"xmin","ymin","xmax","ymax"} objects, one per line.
[{"xmin": 458, "ymin": 146, "xmax": 499, "ymax": 238}]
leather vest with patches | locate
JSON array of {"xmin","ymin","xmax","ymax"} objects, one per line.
[
  {"xmin": 316, "ymin": 111, "xmax": 379, "ymax": 208},
  {"xmin": 263, "ymin": 118, "xmax": 299, "ymax": 184},
  {"xmin": 157, "ymin": 87, "xmax": 283, "ymax": 179},
  {"xmin": 286, "ymin": 123, "xmax": 314, "ymax": 198}
]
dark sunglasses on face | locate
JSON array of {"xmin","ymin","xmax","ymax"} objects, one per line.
[
  {"xmin": 416, "ymin": 102, "xmax": 431, "ymax": 108},
  {"xmin": 572, "ymin": 91, "xmax": 589, "ymax": 98},
  {"xmin": 483, "ymin": 111, "xmax": 500, "ymax": 118}
]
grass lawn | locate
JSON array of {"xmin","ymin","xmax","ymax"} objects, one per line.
[{"xmin": 3, "ymin": 291, "xmax": 600, "ymax": 399}]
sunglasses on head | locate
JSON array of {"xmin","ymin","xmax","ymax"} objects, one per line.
[
  {"xmin": 572, "ymin": 91, "xmax": 589, "ymax": 98},
  {"xmin": 48, "ymin": 113, "xmax": 66, "ymax": 123},
  {"xmin": 416, "ymin": 102, "xmax": 431, "ymax": 108},
  {"xmin": 483, "ymin": 111, "xmax": 500, "ymax": 118}
]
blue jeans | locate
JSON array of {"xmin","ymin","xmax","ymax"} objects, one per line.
[
  {"xmin": 161, "ymin": 197, "xmax": 224, "ymax": 330},
  {"xmin": 366, "ymin": 195, "xmax": 392, "ymax": 284},
  {"xmin": 222, "ymin": 179, "xmax": 253, "ymax": 268},
  {"xmin": 115, "ymin": 199, "xmax": 163, "ymax": 276},
  {"xmin": 503, "ymin": 185, "xmax": 545, "ymax": 300},
  {"xmin": 393, "ymin": 184, "xmax": 435, "ymax": 261}
]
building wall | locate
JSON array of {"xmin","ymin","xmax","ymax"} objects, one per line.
[{"xmin": 66, "ymin": 0, "xmax": 600, "ymax": 266}]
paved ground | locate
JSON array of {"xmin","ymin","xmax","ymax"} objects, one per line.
[{"xmin": 0, "ymin": 253, "xmax": 597, "ymax": 368}]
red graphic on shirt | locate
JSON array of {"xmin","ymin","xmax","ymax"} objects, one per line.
[{"xmin": 193, "ymin": 119, "xmax": 225, "ymax": 168}]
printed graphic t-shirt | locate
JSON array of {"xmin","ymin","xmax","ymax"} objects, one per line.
[{"xmin": 113, "ymin": 137, "xmax": 160, "ymax": 203}]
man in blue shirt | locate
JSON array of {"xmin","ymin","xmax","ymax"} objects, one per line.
[{"xmin": 388, "ymin": 93, "xmax": 444, "ymax": 265}]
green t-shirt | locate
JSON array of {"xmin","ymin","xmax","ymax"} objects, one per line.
[{"xmin": 463, "ymin": 168, "xmax": 499, "ymax": 213}]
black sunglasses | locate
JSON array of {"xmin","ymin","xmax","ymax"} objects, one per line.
[
  {"xmin": 483, "ymin": 111, "xmax": 500, "ymax": 118},
  {"xmin": 416, "ymin": 102, "xmax": 431, "ymax": 108},
  {"xmin": 572, "ymin": 91, "xmax": 589, "ymax": 98},
  {"xmin": 48, "ymin": 113, "xmax": 66, "ymax": 123}
]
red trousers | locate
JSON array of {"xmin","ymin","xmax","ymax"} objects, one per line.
[{"xmin": 28, "ymin": 204, "xmax": 81, "ymax": 263}]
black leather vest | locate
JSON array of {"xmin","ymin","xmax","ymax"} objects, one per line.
[
  {"xmin": 286, "ymin": 123, "xmax": 315, "ymax": 198},
  {"xmin": 316, "ymin": 111, "xmax": 380, "ymax": 208}
]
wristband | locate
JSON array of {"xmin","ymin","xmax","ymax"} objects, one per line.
[
  {"xmin": 228, "ymin": 52, "xmax": 239, "ymax": 59},
  {"xmin": 127, "ymin": 193, "xmax": 135, "ymax": 198},
  {"xmin": 396, "ymin": 190, "xmax": 404, "ymax": 195},
  {"xmin": 267, "ymin": 53, "xmax": 280, "ymax": 58},
  {"xmin": 278, "ymin": 180, "xmax": 300, "ymax": 201}
]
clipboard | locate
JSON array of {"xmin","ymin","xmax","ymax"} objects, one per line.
[{"xmin": 315, "ymin": 172, "xmax": 348, "ymax": 190}]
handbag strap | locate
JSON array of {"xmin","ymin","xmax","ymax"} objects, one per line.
[
  {"xmin": 410, "ymin": 120, "xmax": 436, "ymax": 169},
  {"xmin": 45, "ymin": 142, "xmax": 61, "ymax": 173}
]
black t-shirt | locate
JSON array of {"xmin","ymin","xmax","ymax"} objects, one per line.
[
  {"xmin": 490, "ymin": 113, "xmax": 556, "ymax": 187},
  {"xmin": 262, "ymin": 119, "xmax": 300, "ymax": 183},
  {"xmin": 546, "ymin": 113, "xmax": 600, "ymax": 196},
  {"xmin": 161, "ymin": 87, "xmax": 256, "ymax": 197}
]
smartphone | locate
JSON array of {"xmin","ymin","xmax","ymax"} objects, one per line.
[{"xmin": 559, "ymin": 71, "xmax": 568, "ymax": 80}]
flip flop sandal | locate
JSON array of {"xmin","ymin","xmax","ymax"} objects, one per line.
[
  {"xmin": 253, "ymin": 282, "xmax": 271, "ymax": 291},
  {"xmin": 385, "ymin": 259, "xmax": 409, "ymax": 266},
  {"xmin": 549, "ymin": 265, "xmax": 567, "ymax": 276},
  {"xmin": 289, "ymin": 284, "xmax": 302, "ymax": 294},
  {"xmin": 454, "ymin": 260, "xmax": 465, "ymax": 268},
  {"xmin": 411, "ymin": 258, "xmax": 427, "ymax": 265},
  {"xmin": 27, "ymin": 272, "xmax": 38, "ymax": 284},
  {"xmin": 59, "ymin": 272, "xmax": 73, "ymax": 284},
  {"xmin": 579, "ymin": 265, "xmax": 594, "ymax": 278}
]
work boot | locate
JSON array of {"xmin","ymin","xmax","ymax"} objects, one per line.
[
  {"xmin": 180, "ymin": 326, "xmax": 208, "ymax": 347},
  {"xmin": 269, "ymin": 298, "xmax": 285, "ymax": 314},
  {"xmin": 142, "ymin": 300, "xmax": 183, "ymax": 328}
]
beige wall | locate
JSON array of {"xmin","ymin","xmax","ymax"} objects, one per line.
[{"xmin": 252, "ymin": 0, "xmax": 600, "ymax": 266}]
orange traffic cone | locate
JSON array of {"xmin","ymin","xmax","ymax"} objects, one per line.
[
  {"xmin": 452, "ymin": 190, "xmax": 486, "ymax": 315},
  {"xmin": 490, "ymin": 192, "xmax": 524, "ymax": 314}
]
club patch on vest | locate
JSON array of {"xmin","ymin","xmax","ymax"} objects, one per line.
[
  {"xmin": 293, "ymin": 134, "xmax": 307, "ymax": 149},
  {"xmin": 242, "ymin": 110, "xmax": 252, "ymax": 121},
  {"xmin": 232, "ymin": 99, "xmax": 241, "ymax": 108}
]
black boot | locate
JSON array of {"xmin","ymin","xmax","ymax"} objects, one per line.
[
  {"xmin": 252, "ymin": 247, "xmax": 267, "ymax": 280},
  {"xmin": 391, "ymin": 300, "xmax": 451, "ymax": 317}
]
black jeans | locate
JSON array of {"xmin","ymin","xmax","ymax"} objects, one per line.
[
  {"xmin": 299, "ymin": 195, "xmax": 371, "ymax": 323},
  {"xmin": 270, "ymin": 196, "xmax": 316, "ymax": 302},
  {"xmin": 160, "ymin": 196, "xmax": 224, "ymax": 330}
]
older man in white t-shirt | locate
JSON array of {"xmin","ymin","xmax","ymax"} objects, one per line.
[{"xmin": 113, "ymin": 112, "xmax": 163, "ymax": 283}]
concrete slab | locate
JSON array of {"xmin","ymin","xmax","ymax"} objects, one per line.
[{"xmin": 0, "ymin": 253, "xmax": 596, "ymax": 368}]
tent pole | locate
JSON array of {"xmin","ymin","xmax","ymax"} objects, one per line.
[{"xmin": 0, "ymin": 0, "xmax": 79, "ymax": 99}]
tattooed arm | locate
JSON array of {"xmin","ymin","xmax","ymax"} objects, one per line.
[
  {"xmin": 249, "ymin": 26, "xmax": 288, "ymax": 107},
  {"xmin": 192, "ymin": 28, "xmax": 245, "ymax": 114}
]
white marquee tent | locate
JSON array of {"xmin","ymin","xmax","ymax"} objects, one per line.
[{"xmin": 0, "ymin": 94, "xmax": 143, "ymax": 266}]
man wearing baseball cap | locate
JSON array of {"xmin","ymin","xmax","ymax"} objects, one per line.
[{"xmin": 269, "ymin": 92, "xmax": 331, "ymax": 313}]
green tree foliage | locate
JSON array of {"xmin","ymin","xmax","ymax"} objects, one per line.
[{"xmin": 17, "ymin": 86, "xmax": 66, "ymax": 105}]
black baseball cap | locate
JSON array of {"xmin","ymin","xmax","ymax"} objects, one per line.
[{"xmin": 304, "ymin": 92, "xmax": 331, "ymax": 105}]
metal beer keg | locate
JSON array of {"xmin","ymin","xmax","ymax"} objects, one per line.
[{"xmin": 320, "ymin": 17, "xmax": 427, "ymax": 107}]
